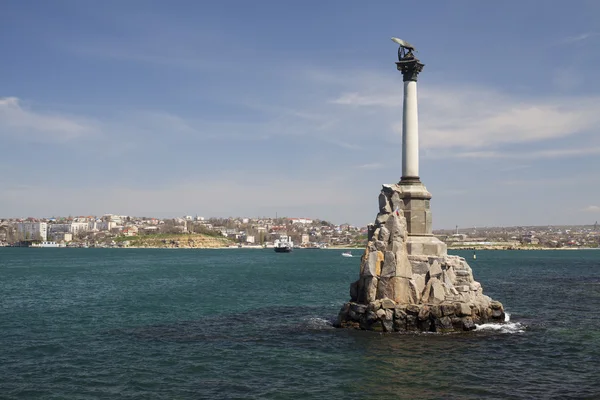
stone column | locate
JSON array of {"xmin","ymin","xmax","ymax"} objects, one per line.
[
  {"xmin": 395, "ymin": 54, "xmax": 447, "ymax": 257},
  {"xmin": 397, "ymin": 56, "xmax": 424, "ymax": 183}
]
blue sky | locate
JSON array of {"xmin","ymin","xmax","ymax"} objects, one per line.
[{"xmin": 1, "ymin": 0, "xmax": 599, "ymax": 228}]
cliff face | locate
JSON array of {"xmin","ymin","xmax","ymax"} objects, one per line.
[
  {"xmin": 124, "ymin": 234, "xmax": 232, "ymax": 248},
  {"xmin": 335, "ymin": 186, "xmax": 505, "ymax": 333}
]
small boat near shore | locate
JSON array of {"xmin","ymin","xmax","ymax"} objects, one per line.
[
  {"xmin": 341, "ymin": 251, "xmax": 353, "ymax": 257},
  {"xmin": 274, "ymin": 235, "xmax": 293, "ymax": 253}
]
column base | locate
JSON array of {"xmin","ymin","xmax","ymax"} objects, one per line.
[
  {"xmin": 397, "ymin": 180, "xmax": 432, "ymax": 237},
  {"xmin": 400, "ymin": 176, "xmax": 421, "ymax": 184},
  {"xmin": 406, "ymin": 235, "xmax": 447, "ymax": 257}
]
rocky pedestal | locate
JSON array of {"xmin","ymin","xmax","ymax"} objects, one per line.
[{"xmin": 335, "ymin": 185, "xmax": 505, "ymax": 333}]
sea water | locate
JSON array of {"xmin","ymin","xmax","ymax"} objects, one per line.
[{"xmin": 1, "ymin": 248, "xmax": 599, "ymax": 399}]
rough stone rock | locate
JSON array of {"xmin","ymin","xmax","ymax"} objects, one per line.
[
  {"xmin": 434, "ymin": 316, "xmax": 454, "ymax": 333},
  {"xmin": 443, "ymin": 268, "xmax": 456, "ymax": 286},
  {"xmin": 376, "ymin": 308, "xmax": 387, "ymax": 319},
  {"xmin": 418, "ymin": 305, "xmax": 430, "ymax": 321},
  {"xmin": 393, "ymin": 317, "xmax": 406, "ymax": 331},
  {"xmin": 392, "ymin": 277, "xmax": 415, "ymax": 304},
  {"xmin": 442, "ymin": 283, "xmax": 455, "ymax": 298},
  {"xmin": 422, "ymin": 277, "xmax": 446, "ymax": 304},
  {"xmin": 462, "ymin": 317, "xmax": 476, "ymax": 331},
  {"xmin": 378, "ymin": 226, "xmax": 390, "ymax": 243},
  {"xmin": 366, "ymin": 310, "xmax": 378, "ymax": 323},
  {"xmin": 394, "ymin": 307, "xmax": 407, "ymax": 318},
  {"xmin": 411, "ymin": 274, "xmax": 426, "ymax": 297},
  {"xmin": 411, "ymin": 261, "xmax": 430, "ymax": 275},
  {"xmin": 429, "ymin": 260, "xmax": 443, "ymax": 278},
  {"xmin": 351, "ymin": 303, "xmax": 367, "ymax": 314},
  {"xmin": 374, "ymin": 241, "xmax": 387, "ymax": 252},
  {"xmin": 369, "ymin": 299, "xmax": 382, "ymax": 311},
  {"xmin": 409, "ymin": 254, "xmax": 429, "ymax": 263},
  {"xmin": 419, "ymin": 319, "xmax": 433, "ymax": 332},
  {"xmin": 371, "ymin": 230, "xmax": 380, "ymax": 244},
  {"xmin": 458, "ymin": 292, "xmax": 474, "ymax": 304},
  {"xmin": 375, "ymin": 213, "xmax": 390, "ymax": 226},
  {"xmin": 367, "ymin": 224, "xmax": 376, "ymax": 241},
  {"xmin": 451, "ymin": 317, "xmax": 464, "ymax": 331},
  {"xmin": 385, "ymin": 308, "xmax": 393, "ymax": 320},
  {"xmin": 441, "ymin": 304, "xmax": 455, "ymax": 316},
  {"xmin": 380, "ymin": 251, "xmax": 396, "ymax": 278},
  {"xmin": 376, "ymin": 277, "xmax": 394, "ymax": 300},
  {"xmin": 406, "ymin": 304, "xmax": 421, "ymax": 315},
  {"xmin": 395, "ymin": 251, "xmax": 413, "ymax": 278},
  {"xmin": 350, "ymin": 280, "xmax": 358, "ymax": 301},
  {"xmin": 359, "ymin": 249, "xmax": 369, "ymax": 276},
  {"xmin": 490, "ymin": 300, "xmax": 503, "ymax": 310},
  {"xmin": 348, "ymin": 309, "xmax": 360, "ymax": 321},
  {"xmin": 456, "ymin": 302, "xmax": 472, "ymax": 317},
  {"xmin": 429, "ymin": 305, "xmax": 442, "ymax": 319},
  {"xmin": 376, "ymin": 251, "xmax": 385, "ymax": 275},
  {"xmin": 379, "ymin": 192, "xmax": 392, "ymax": 214},
  {"xmin": 381, "ymin": 298, "xmax": 396, "ymax": 309},
  {"xmin": 386, "ymin": 213, "xmax": 407, "ymax": 243},
  {"xmin": 363, "ymin": 251, "xmax": 381, "ymax": 277},
  {"xmin": 364, "ymin": 241, "xmax": 375, "ymax": 252},
  {"xmin": 382, "ymin": 319, "xmax": 393, "ymax": 332},
  {"xmin": 365, "ymin": 276, "xmax": 378, "ymax": 303},
  {"xmin": 408, "ymin": 279, "xmax": 422, "ymax": 303},
  {"xmin": 390, "ymin": 191, "xmax": 402, "ymax": 212},
  {"xmin": 406, "ymin": 315, "xmax": 418, "ymax": 331}
]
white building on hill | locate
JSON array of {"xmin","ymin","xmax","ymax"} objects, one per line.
[
  {"xmin": 290, "ymin": 218, "xmax": 313, "ymax": 225},
  {"xmin": 17, "ymin": 222, "xmax": 48, "ymax": 241}
]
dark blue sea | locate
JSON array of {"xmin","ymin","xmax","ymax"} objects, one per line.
[{"xmin": 1, "ymin": 248, "xmax": 599, "ymax": 399}]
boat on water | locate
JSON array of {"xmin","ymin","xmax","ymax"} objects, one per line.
[
  {"xmin": 341, "ymin": 251, "xmax": 353, "ymax": 257},
  {"xmin": 30, "ymin": 241, "xmax": 62, "ymax": 248},
  {"xmin": 273, "ymin": 235, "xmax": 293, "ymax": 253}
]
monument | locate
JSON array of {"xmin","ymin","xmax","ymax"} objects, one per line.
[{"xmin": 334, "ymin": 38, "xmax": 505, "ymax": 332}]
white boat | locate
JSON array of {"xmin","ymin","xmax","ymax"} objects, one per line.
[
  {"xmin": 341, "ymin": 251, "xmax": 353, "ymax": 257},
  {"xmin": 274, "ymin": 235, "xmax": 293, "ymax": 253},
  {"xmin": 30, "ymin": 241, "xmax": 61, "ymax": 248}
]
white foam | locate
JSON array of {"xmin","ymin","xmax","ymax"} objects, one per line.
[
  {"xmin": 305, "ymin": 317, "xmax": 334, "ymax": 329},
  {"xmin": 474, "ymin": 313, "xmax": 526, "ymax": 334}
]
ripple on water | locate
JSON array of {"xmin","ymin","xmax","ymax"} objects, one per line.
[{"xmin": 1, "ymin": 248, "xmax": 600, "ymax": 399}]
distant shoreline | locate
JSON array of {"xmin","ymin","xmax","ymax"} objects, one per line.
[
  {"xmin": 3, "ymin": 245, "xmax": 596, "ymax": 251},
  {"xmin": 448, "ymin": 246, "xmax": 598, "ymax": 251}
]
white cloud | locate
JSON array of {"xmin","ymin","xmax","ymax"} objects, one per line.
[
  {"xmin": 326, "ymin": 78, "xmax": 600, "ymax": 155},
  {"xmin": 5, "ymin": 68, "xmax": 600, "ymax": 161},
  {"xmin": 331, "ymin": 92, "xmax": 402, "ymax": 107},
  {"xmin": 443, "ymin": 146, "xmax": 600, "ymax": 160},
  {"xmin": 411, "ymin": 91, "xmax": 600, "ymax": 150},
  {"xmin": 355, "ymin": 163, "xmax": 384, "ymax": 170},
  {"xmin": 558, "ymin": 32, "xmax": 598, "ymax": 44},
  {"xmin": 582, "ymin": 205, "xmax": 600, "ymax": 213},
  {"xmin": 0, "ymin": 97, "xmax": 97, "ymax": 141}
]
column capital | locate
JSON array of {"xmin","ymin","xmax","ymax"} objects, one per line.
[{"xmin": 396, "ymin": 56, "xmax": 424, "ymax": 82}]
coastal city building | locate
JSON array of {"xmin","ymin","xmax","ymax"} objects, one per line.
[
  {"xmin": 0, "ymin": 214, "xmax": 597, "ymax": 249},
  {"xmin": 16, "ymin": 222, "xmax": 48, "ymax": 241}
]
